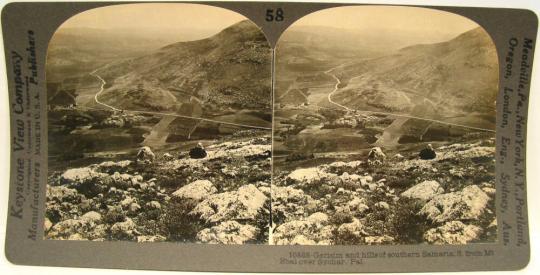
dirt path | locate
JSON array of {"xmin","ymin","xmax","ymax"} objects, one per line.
[
  {"xmin": 90, "ymin": 69, "xmax": 272, "ymax": 130},
  {"xmin": 323, "ymin": 65, "xmax": 495, "ymax": 133}
]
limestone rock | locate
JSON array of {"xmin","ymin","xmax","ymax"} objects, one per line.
[
  {"xmin": 420, "ymin": 185, "xmax": 490, "ymax": 223},
  {"xmin": 347, "ymin": 197, "xmax": 369, "ymax": 214},
  {"xmin": 110, "ymin": 218, "xmax": 137, "ymax": 240},
  {"xmin": 337, "ymin": 218, "xmax": 366, "ymax": 238},
  {"xmin": 136, "ymin": 146, "xmax": 155, "ymax": 163},
  {"xmin": 287, "ymin": 167, "xmax": 337, "ymax": 187},
  {"xmin": 272, "ymin": 212, "xmax": 334, "ymax": 245},
  {"xmin": 424, "ymin": 221, "xmax": 482, "ymax": 244},
  {"xmin": 47, "ymin": 219, "xmax": 91, "ymax": 240},
  {"xmin": 137, "ymin": 235, "xmax": 166, "ymax": 242},
  {"xmin": 191, "ymin": 184, "xmax": 267, "ymax": 223},
  {"xmin": 367, "ymin": 147, "xmax": 386, "ymax": 165},
  {"xmin": 271, "ymin": 185, "xmax": 316, "ymax": 222},
  {"xmin": 172, "ymin": 180, "xmax": 217, "ymax": 202},
  {"xmin": 81, "ymin": 211, "xmax": 102, "ymax": 224},
  {"xmin": 365, "ymin": 235, "xmax": 395, "ymax": 245},
  {"xmin": 46, "ymin": 186, "xmax": 81, "ymax": 203},
  {"xmin": 146, "ymin": 201, "xmax": 162, "ymax": 210},
  {"xmin": 196, "ymin": 221, "xmax": 259, "ymax": 244},
  {"xmin": 59, "ymin": 167, "xmax": 108, "ymax": 187},
  {"xmin": 44, "ymin": 218, "xmax": 53, "ymax": 232},
  {"xmin": 374, "ymin": 201, "xmax": 390, "ymax": 210},
  {"xmin": 401, "ymin": 180, "xmax": 444, "ymax": 201},
  {"xmin": 162, "ymin": 153, "xmax": 174, "ymax": 161}
]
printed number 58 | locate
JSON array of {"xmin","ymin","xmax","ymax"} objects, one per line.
[{"xmin": 266, "ymin": 8, "xmax": 284, "ymax": 22}]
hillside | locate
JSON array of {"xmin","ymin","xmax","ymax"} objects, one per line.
[
  {"xmin": 97, "ymin": 20, "xmax": 272, "ymax": 113},
  {"xmin": 332, "ymin": 27, "xmax": 498, "ymax": 123}
]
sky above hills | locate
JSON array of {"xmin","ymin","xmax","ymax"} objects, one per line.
[
  {"xmin": 59, "ymin": 3, "xmax": 246, "ymax": 41},
  {"xmin": 292, "ymin": 6, "xmax": 480, "ymax": 45}
]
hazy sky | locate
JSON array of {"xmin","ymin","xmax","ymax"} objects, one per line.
[
  {"xmin": 293, "ymin": 6, "xmax": 479, "ymax": 44},
  {"xmin": 61, "ymin": 3, "xmax": 246, "ymax": 35}
]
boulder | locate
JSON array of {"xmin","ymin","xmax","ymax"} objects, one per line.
[
  {"xmin": 364, "ymin": 235, "xmax": 395, "ymax": 245},
  {"xmin": 191, "ymin": 184, "xmax": 267, "ymax": 223},
  {"xmin": 323, "ymin": 160, "xmax": 363, "ymax": 174},
  {"xmin": 111, "ymin": 172, "xmax": 138, "ymax": 189},
  {"xmin": 59, "ymin": 167, "xmax": 108, "ymax": 187},
  {"xmin": 86, "ymin": 224, "xmax": 108, "ymax": 240},
  {"xmin": 120, "ymin": 197, "xmax": 136, "ymax": 208},
  {"xmin": 420, "ymin": 185, "xmax": 490, "ymax": 223},
  {"xmin": 44, "ymin": 218, "xmax": 53, "ymax": 232},
  {"xmin": 271, "ymin": 186, "xmax": 316, "ymax": 222},
  {"xmin": 374, "ymin": 201, "xmax": 390, "ymax": 210},
  {"xmin": 272, "ymin": 213, "xmax": 334, "ymax": 245},
  {"xmin": 171, "ymin": 180, "xmax": 217, "ymax": 202},
  {"xmin": 46, "ymin": 186, "xmax": 81, "ymax": 203},
  {"xmin": 110, "ymin": 218, "xmax": 137, "ymax": 240},
  {"xmin": 128, "ymin": 203, "xmax": 141, "ymax": 213},
  {"xmin": 137, "ymin": 235, "xmax": 166, "ymax": 242},
  {"xmin": 367, "ymin": 147, "xmax": 386, "ymax": 165},
  {"xmin": 394, "ymin": 154, "xmax": 404, "ymax": 160},
  {"xmin": 336, "ymin": 218, "xmax": 366, "ymax": 238},
  {"xmin": 96, "ymin": 160, "xmax": 131, "ymax": 173},
  {"xmin": 287, "ymin": 167, "xmax": 338, "ymax": 187},
  {"xmin": 347, "ymin": 197, "xmax": 369, "ymax": 214},
  {"xmin": 424, "ymin": 221, "xmax": 482, "ymax": 244},
  {"xmin": 81, "ymin": 211, "xmax": 102, "ymax": 224},
  {"xmin": 162, "ymin": 153, "xmax": 174, "ymax": 161},
  {"xmin": 401, "ymin": 180, "xmax": 444, "ymax": 201},
  {"xmin": 136, "ymin": 146, "xmax": 155, "ymax": 163},
  {"xmin": 146, "ymin": 201, "xmax": 162, "ymax": 210},
  {"xmin": 47, "ymin": 219, "xmax": 91, "ymax": 240},
  {"xmin": 196, "ymin": 221, "xmax": 259, "ymax": 244}
]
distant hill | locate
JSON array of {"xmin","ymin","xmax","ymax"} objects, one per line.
[
  {"xmin": 97, "ymin": 20, "xmax": 272, "ymax": 113},
  {"xmin": 332, "ymin": 27, "xmax": 498, "ymax": 120},
  {"xmin": 46, "ymin": 27, "xmax": 202, "ymax": 84}
]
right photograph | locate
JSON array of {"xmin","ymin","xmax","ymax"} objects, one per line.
[{"xmin": 272, "ymin": 6, "xmax": 498, "ymax": 245}]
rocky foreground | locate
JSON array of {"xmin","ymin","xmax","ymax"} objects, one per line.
[
  {"xmin": 45, "ymin": 135, "xmax": 271, "ymax": 244},
  {"xmin": 271, "ymin": 138, "xmax": 497, "ymax": 245},
  {"xmin": 46, "ymin": 134, "xmax": 496, "ymax": 245}
]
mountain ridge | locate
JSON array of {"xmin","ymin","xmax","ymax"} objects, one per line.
[{"xmin": 97, "ymin": 20, "xmax": 272, "ymax": 114}]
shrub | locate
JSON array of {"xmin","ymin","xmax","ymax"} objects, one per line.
[
  {"xmin": 160, "ymin": 198, "xmax": 204, "ymax": 242},
  {"xmin": 388, "ymin": 198, "xmax": 430, "ymax": 244},
  {"xmin": 103, "ymin": 206, "xmax": 126, "ymax": 224}
]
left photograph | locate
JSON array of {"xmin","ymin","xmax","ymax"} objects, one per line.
[{"xmin": 45, "ymin": 4, "xmax": 273, "ymax": 244}]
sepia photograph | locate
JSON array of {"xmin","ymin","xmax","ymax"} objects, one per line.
[
  {"xmin": 45, "ymin": 3, "xmax": 273, "ymax": 244},
  {"xmin": 272, "ymin": 6, "xmax": 498, "ymax": 245}
]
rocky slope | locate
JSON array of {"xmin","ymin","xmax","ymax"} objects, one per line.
[
  {"xmin": 332, "ymin": 27, "xmax": 498, "ymax": 121},
  {"xmin": 271, "ymin": 138, "xmax": 497, "ymax": 245},
  {"xmin": 45, "ymin": 135, "xmax": 271, "ymax": 244},
  {"xmin": 97, "ymin": 20, "xmax": 272, "ymax": 113}
]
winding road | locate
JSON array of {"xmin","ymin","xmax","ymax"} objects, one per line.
[
  {"xmin": 89, "ymin": 69, "xmax": 272, "ymax": 131},
  {"xmin": 323, "ymin": 66, "xmax": 495, "ymax": 133}
]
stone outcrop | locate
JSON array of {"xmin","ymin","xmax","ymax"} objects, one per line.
[
  {"xmin": 420, "ymin": 185, "xmax": 490, "ymax": 223},
  {"xmin": 172, "ymin": 180, "xmax": 217, "ymax": 202},
  {"xmin": 191, "ymin": 184, "xmax": 267, "ymax": 224},
  {"xmin": 424, "ymin": 221, "xmax": 482, "ymax": 244},
  {"xmin": 401, "ymin": 180, "xmax": 444, "ymax": 202},
  {"xmin": 136, "ymin": 146, "xmax": 155, "ymax": 164},
  {"xmin": 196, "ymin": 221, "xmax": 259, "ymax": 244},
  {"xmin": 273, "ymin": 213, "xmax": 334, "ymax": 245}
]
